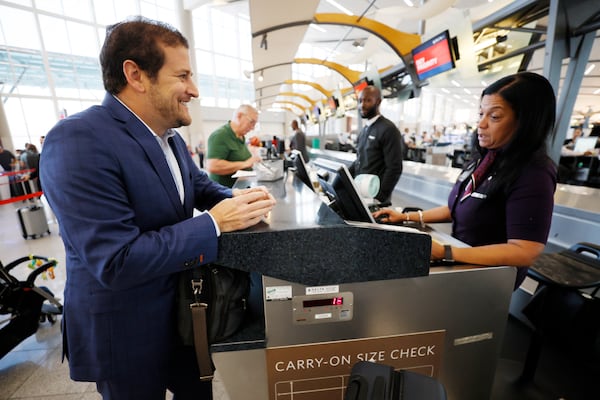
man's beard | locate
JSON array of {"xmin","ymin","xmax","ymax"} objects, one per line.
[
  {"xmin": 361, "ymin": 106, "xmax": 377, "ymax": 119},
  {"xmin": 149, "ymin": 86, "xmax": 191, "ymax": 129}
]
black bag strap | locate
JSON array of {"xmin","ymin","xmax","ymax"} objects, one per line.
[{"xmin": 189, "ymin": 276, "xmax": 214, "ymax": 381}]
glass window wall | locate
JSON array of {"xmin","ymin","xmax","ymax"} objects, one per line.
[{"xmin": 0, "ymin": 0, "xmax": 256, "ymax": 149}]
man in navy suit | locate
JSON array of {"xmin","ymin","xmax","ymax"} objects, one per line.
[{"xmin": 40, "ymin": 17, "xmax": 275, "ymax": 399}]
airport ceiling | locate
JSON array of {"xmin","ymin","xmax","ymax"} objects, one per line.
[{"xmin": 193, "ymin": 0, "xmax": 600, "ymax": 126}]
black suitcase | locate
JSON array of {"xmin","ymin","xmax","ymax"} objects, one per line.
[
  {"xmin": 345, "ymin": 361, "xmax": 447, "ymax": 400},
  {"xmin": 17, "ymin": 204, "xmax": 50, "ymax": 239}
]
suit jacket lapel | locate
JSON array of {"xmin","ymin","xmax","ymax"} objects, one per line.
[
  {"xmin": 168, "ymin": 134, "xmax": 195, "ymax": 217},
  {"xmin": 103, "ymin": 94, "xmax": 187, "ymax": 219}
]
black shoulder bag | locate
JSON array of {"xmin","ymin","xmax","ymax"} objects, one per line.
[{"xmin": 176, "ymin": 264, "xmax": 250, "ymax": 381}]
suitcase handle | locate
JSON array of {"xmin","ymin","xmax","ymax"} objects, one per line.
[{"xmin": 569, "ymin": 242, "xmax": 600, "ymax": 260}]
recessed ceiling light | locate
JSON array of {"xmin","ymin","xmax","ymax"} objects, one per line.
[
  {"xmin": 585, "ymin": 64, "xmax": 596, "ymax": 75},
  {"xmin": 325, "ymin": 0, "xmax": 353, "ymax": 16},
  {"xmin": 309, "ymin": 23, "xmax": 326, "ymax": 33}
]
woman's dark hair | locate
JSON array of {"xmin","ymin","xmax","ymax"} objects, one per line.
[
  {"xmin": 100, "ymin": 16, "xmax": 189, "ymax": 94},
  {"xmin": 472, "ymin": 72, "xmax": 556, "ymax": 194}
]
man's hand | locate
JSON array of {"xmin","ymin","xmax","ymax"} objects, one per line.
[
  {"xmin": 244, "ymin": 155, "xmax": 262, "ymax": 169},
  {"xmin": 210, "ymin": 189, "xmax": 276, "ymax": 232}
]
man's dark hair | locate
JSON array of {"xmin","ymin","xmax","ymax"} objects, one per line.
[{"xmin": 100, "ymin": 16, "xmax": 189, "ymax": 94}]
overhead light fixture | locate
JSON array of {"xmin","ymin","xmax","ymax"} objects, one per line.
[
  {"xmin": 473, "ymin": 37, "xmax": 497, "ymax": 53},
  {"xmin": 260, "ymin": 33, "xmax": 268, "ymax": 50},
  {"xmin": 325, "ymin": 0, "xmax": 353, "ymax": 16},
  {"xmin": 594, "ymin": 88, "xmax": 600, "ymax": 95},
  {"xmin": 258, "ymin": 70, "xmax": 264, "ymax": 82},
  {"xmin": 243, "ymin": 70, "xmax": 252, "ymax": 79},
  {"xmin": 585, "ymin": 64, "xmax": 596, "ymax": 75},
  {"xmin": 451, "ymin": 80, "xmax": 461, "ymax": 87},
  {"xmin": 309, "ymin": 23, "xmax": 326, "ymax": 33},
  {"xmin": 352, "ymin": 39, "xmax": 365, "ymax": 49},
  {"xmin": 403, "ymin": 0, "xmax": 414, "ymax": 6}
]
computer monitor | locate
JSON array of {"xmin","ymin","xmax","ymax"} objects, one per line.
[
  {"xmin": 318, "ymin": 164, "xmax": 376, "ymax": 223},
  {"xmin": 574, "ymin": 136, "xmax": 598, "ymax": 153},
  {"xmin": 291, "ymin": 150, "xmax": 314, "ymax": 191},
  {"xmin": 411, "ymin": 29, "xmax": 456, "ymax": 81}
]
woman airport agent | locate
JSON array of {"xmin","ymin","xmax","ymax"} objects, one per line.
[{"xmin": 373, "ymin": 72, "xmax": 557, "ymax": 289}]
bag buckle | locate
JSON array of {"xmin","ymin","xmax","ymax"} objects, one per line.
[{"xmin": 190, "ymin": 278, "xmax": 207, "ymax": 308}]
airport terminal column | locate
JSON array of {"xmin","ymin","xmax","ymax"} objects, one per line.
[
  {"xmin": 175, "ymin": 0, "xmax": 207, "ymax": 153},
  {"xmin": 0, "ymin": 100, "xmax": 14, "ymax": 150},
  {"xmin": 544, "ymin": 0, "xmax": 599, "ymax": 164}
]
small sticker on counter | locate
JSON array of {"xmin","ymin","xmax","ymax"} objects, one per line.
[
  {"xmin": 265, "ymin": 285, "xmax": 293, "ymax": 301},
  {"xmin": 306, "ymin": 285, "xmax": 339, "ymax": 295},
  {"xmin": 453, "ymin": 332, "xmax": 493, "ymax": 346}
]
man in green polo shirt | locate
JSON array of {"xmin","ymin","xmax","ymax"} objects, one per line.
[{"xmin": 207, "ymin": 104, "xmax": 262, "ymax": 187}]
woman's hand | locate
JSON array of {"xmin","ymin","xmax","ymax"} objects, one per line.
[
  {"xmin": 372, "ymin": 208, "xmax": 403, "ymax": 224},
  {"xmin": 430, "ymin": 240, "xmax": 446, "ymax": 261}
]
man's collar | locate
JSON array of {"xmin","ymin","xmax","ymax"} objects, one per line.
[{"xmin": 364, "ymin": 114, "xmax": 381, "ymax": 127}]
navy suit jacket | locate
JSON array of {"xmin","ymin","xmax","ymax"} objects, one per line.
[{"xmin": 40, "ymin": 93, "xmax": 231, "ymax": 381}]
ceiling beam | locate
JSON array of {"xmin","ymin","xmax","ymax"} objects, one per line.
[{"xmin": 312, "ymin": 13, "xmax": 421, "ymax": 57}]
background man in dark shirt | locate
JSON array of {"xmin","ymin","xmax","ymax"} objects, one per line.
[
  {"xmin": 289, "ymin": 119, "xmax": 308, "ymax": 163},
  {"xmin": 0, "ymin": 144, "xmax": 15, "ymax": 172},
  {"xmin": 348, "ymin": 85, "xmax": 403, "ymax": 205}
]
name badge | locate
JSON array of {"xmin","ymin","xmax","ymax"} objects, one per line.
[{"xmin": 368, "ymin": 135, "xmax": 376, "ymax": 140}]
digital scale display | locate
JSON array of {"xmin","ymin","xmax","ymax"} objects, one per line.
[{"xmin": 302, "ymin": 297, "xmax": 344, "ymax": 308}]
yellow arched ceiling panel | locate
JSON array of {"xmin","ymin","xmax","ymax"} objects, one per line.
[
  {"xmin": 293, "ymin": 58, "xmax": 394, "ymax": 85},
  {"xmin": 277, "ymin": 91, "xmax": 316, "ymax": 107},
  {"xmin": 294, "ymin": 58, "xmax": 361, "ymax": 84},
  {"xmin": 283, "ymin": 80, "xmax": 332, "ymax": 97},
  {"xmin": 255, "ymin": 91, "xmax": 315, "ymax": 107},
  {"xmin": 280, "ymin": 107, "xmax": 300, "ymax": 116},
  {"xmin": 272, "ymin": 100, "xmax": 307, "ymax": 113},
  {"xmin": 313, "ymin": 13, "xmax": 421, "ymax": 57}
]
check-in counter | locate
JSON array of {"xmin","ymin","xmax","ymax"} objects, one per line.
[
  {"xmin": 209, "ymin": 170, "xmax": 515, "ymax": 400},
  {"xmin": 310, "ymin": 148, "xmax": 600, "ymax": 253}
]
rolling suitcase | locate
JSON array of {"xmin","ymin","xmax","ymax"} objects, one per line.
[
  {"xmin": 17, "ymin": 204, "xmax": 50, "ymax": 239},
  {"xmin": 345, "ymin": 361, "xmax": 447, "ymax": 400}
]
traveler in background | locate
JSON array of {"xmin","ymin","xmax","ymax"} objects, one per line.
[
  {"xmin": 0, "ymin": 144, "xmax": 15, "ymax": 172},
  {"xmin": 374, "ymin": 72, "xmax": 557, "ymax": 289},
  {"xmin": 206, "ymin": 104, "xmax": 262, "ymax": 187},
  {"xmin": 40, "ymin": 17, "xmax": 275, "ymax": 399},
  {"xmin": 289, "ymin": 119, "xmax": 309, "ymax": 162},
  {"xmin": 196, "ymin": 138, "xmax": 205, "ymax": 169},
  {"xmin": 348, "ymin": 85, "xmax": 404, "ymax": 206}
]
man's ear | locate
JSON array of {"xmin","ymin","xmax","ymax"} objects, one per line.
[{"xmin": 122, "ymin": 60, "xmax": 146, "ymax": 93}]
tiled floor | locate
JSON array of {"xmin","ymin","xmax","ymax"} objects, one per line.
[
  {"xmin": 0, "ymin": 198, "xmax": 229, "ymax": 400},
  {"xmin": 0, "ymin": 198, "xmax": 100, "ymax": 400},
  {"xmin": 1, "ymin": 197, "xmax": 599, "ymax": 399}
]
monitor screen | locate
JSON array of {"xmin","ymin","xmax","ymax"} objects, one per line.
[
  {"xmin": 318, "ymin": 164, "xmax": 375, "ymax": 223},
  {"xmin": 312, "ymin": 105, "xmax": 321, "ymax": 117},
  {"xmin": 291, "ymin": 150, "xmax": 314, "ymax": 191},
  {"xmin": 411, "ymin": 30, "xmax": 455, "ymax": 81},
  {"xmin": 353, "ymin": 77, "xmax": 373, "ymax": 97},
  {"xmin": 574, "ymin": 136, "xmax": 598, "ymax": 153},
  {"xmin": 328, "ymin": 96, "xmax": 339, "ymax": 111}
]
